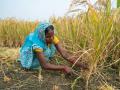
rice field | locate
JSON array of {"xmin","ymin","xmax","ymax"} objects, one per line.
[{"xmin": 0, "ymin": 3, "xmax": 120, "ymax": 90}]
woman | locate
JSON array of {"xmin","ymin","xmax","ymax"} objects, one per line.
[{"xmin": 19, "ymin": 22, "xmax": 87, "ymax": 74}]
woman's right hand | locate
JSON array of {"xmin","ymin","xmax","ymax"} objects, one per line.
[{"xmin": 63, "ymin": 66, "xmax": 73, "ymax": 74}]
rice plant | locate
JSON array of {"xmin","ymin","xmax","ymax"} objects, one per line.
[{"xmin": 0, "ymin": 1, "xmax": 120, "ymax": 89}]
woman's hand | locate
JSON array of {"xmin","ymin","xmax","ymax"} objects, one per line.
[
  {"xmin": 79, "ymin": 63, "xmax": 89, "ymax": 70},
  {"xmin": 63, "ymin": 66, "xmax": 73, "ymax": 74},
  {"xmin": 69, "ymin": 57, "xmax": 89, "ymax": 70}
]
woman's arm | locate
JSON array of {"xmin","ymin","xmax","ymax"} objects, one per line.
[
  {"xmin": 35, "ymin": 51, "xmax": 73, "ymax": 73},
  {"xmin": 55, "ymin": 43, "xmax": 73, "ymax": 63},
  {"xmin": 55, "ymin": 43, "xmax": 88, "ymax": 69}
]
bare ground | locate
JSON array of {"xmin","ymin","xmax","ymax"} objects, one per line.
[{"xmin": 0, "ymin": 47, "xmax": 120, "ymax": 90}]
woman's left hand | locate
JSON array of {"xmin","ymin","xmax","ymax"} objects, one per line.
[
  {"xmin": 69, "ymin": 57, "xmax": 89, "ymax": 70},
  {"xmin": 79, "ymin": 63, "xmax": 89, "ymax": 70}
]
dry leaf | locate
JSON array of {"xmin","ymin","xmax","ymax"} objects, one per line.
[
  {"xmin": 38, "ymin": 74, "xmax": 43, "ymax": 82},
  {"xmin": 53, "ymin": 85, "xmax": 60, "ymax": 90},
  {"xmin": 4, "ymin": 76, "xmax": 11, "ymax": 82}
]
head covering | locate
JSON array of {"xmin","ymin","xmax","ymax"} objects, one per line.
[
  {"xmin": 34, "ymin": 22, "xmax": 52, "ymax": 41},
  {"xmin": 30, "ymin": 22, "xmax": 52, "ymax": 42}
]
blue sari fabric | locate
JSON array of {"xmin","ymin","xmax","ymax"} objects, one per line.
[{"xmin": 19, "ymin": 22, "xmax": 56, "ymax": 69}]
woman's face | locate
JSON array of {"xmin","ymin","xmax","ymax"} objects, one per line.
[{"xmin": 45, "ymin": 29, "xmax": 54, "ymax": 44}]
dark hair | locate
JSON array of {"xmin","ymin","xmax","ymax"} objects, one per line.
[{"xmin": 45, "ymin": 25, "xmax": 54, "ymax": 35}]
